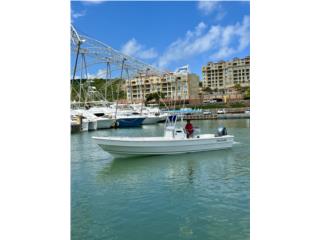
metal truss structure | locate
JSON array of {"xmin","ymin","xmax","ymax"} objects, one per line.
[{"xmin": 71, "ymin": 25, "xmax": 166, "ymax": 80}]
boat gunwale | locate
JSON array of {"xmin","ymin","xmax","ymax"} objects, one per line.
[{"xmin": 92, "ymin": 134, "xmax": 234, "ymax": 142}]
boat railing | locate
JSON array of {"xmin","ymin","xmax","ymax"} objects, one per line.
[{"xmin": 164, "ymin": 113, "xmax": 185, "ymax": 137}]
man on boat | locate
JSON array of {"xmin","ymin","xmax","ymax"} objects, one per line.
[{"xmin": 185, "ymin": 119, "xmax": 194, "ymax": 138}]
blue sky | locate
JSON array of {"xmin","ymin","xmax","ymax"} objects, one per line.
[{"xmin": 71, "ymin": 1, "xmax": 250, "ymax": 79}]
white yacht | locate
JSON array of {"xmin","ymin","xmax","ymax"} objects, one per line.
[{"xmin": 88, "ymin": 107, "xmax": 115, "ymax": 129}]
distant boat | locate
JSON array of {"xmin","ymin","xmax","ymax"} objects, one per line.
[
  {"xmin": 93, "ymin": 116, "xmax": 234, "ymax": 158},
  {"xmin": 157, "ymin": 113, "xmax": 168, "ymax": 123},
  {"xmin": 88, "ymin": 107, "xmax": 115, "ymax": 129},
  {"xmin": 142, "ymin": 115, "xmax": 161, "ymax": 125},
  {"xmin": 116, "ymin": 116, "xmax": 145, "ymax": 128}
]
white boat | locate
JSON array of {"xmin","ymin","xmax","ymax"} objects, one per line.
[
  {"xmin": 87, "ymin": 119, "xmax": 97, "ymax": 131},
  {"xmin": 81, "ymin": 118, "xmax": 89, "ymax": 131},
  {"xmin": 157, "ymin": 113, "xmax": 168, "ymax": 123},
  {"xmin": 87, "ymin": 107, "xmax": 115, "ymax": 129},
  {"xmin": 142, "ymin": 115, "xmax": 161, "ymax": 125},
  {"xmin": 96, "ymin": 117, "xmax": 115, "ymax": 129},
  {"xmin": 93, "ymin": 117, "xmax": 234, "ymax": 158}
]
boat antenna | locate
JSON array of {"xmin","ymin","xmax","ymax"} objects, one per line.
[
  {"xmin": 115, "ymin": 58, "xmax": 126, "ymax": 119},
  {"xmin": 173, "ymin": 76, "xmax": 178, "ymax": 110},
  {"xmin": 109, "ymin": 63, "xmax": 114, "ymax": 102},
  {"xmin": 71, "ymin": 37, "xmax": 82, "ymax": 82},
  {"xmin": 82, "ymin": 53, "xmax": 90, "ymax": 105},
  {"xmin": 126, "ymin": 67, "xmax": 132, "ymax": 104},
  {"xmin": 104, "ymin": 58, "xmax": 110, "ymax": 103},
  {"xmin": 138, "ymin": 71, "xmax": 143, "ymax": 114},
  {"xmin": 139, "ymin": 68, "xmax": 149, "ymax": 114}
]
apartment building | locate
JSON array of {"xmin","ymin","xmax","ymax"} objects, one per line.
[
  {"xmin": 125, "ymin": 72, "xmax": 199, "ymax": 103},
  {"xmin": 202, "ymin": 56, "xmax": 250, "ymax": 91}
]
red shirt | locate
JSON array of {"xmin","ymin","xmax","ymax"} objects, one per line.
[{"xmin": 185, "ymin": 123, "xmax": 193, "ymax": 133}]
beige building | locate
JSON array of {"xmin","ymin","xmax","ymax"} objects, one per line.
[
  {"xmin": 125, "ymin": 72, "xmax": 199, "ymax": 103},
  {"xmin": 202, "ymin": 56, "xmax": 250, "ymax": 92}
]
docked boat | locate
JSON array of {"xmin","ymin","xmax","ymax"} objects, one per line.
[
  {"xmin": 81, "ymin": 118, "xmax": 89, "ymax": 131},
  {"xmin": 116, "ymin": 116, "xmax": 145, "ymax": 128},
  {"xmin": 87, "ymin": 119, "xmax": 98, "ymax": 131},
  {"xmin": 157, "ymin": 113, "xmax": 168, "ymax": 123},
  {"xmin": 142, "ymin": 115, "xmax": 161, "ymax": 125},
  {"xmin": 93, "ymin": 116, "xmax": 234, "ymax": 158},
  {"xmin": 96, "ymin": 117, "xmax": 114, "ymax": 129},
  {"xmin": 88, "ymin": 107, "xmax": 115, "ymax": 129},
  {"xmin": 130, "ymin": 104, "xmax": 162, "ymax": 125}
]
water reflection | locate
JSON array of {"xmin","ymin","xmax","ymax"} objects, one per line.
[
  {"xmin": 187, "ymin": 161, "xmax": 195, "ymax": 184},
  {"xmin": 96, "ymin": 148, "xmax": 241, "ymax": 186}
]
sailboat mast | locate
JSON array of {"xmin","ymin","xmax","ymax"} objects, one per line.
[
  {"xmin": 139, "ymin": 72, "xmax": 144, "ymax": 114},
  {"xmin": 115, "ymin": 58, "xmax": 126, "ymax": 119},
  {"xmin": 105, "ymin": 60, "xmax": 110, "ymax": 103},
  {"xmin": 127, "ymin": 68, "xmax": 133, "ymax": 104}
]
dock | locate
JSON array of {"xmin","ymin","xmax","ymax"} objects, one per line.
[{"xmin": 184, "ymin": 113, "xmax": 249, "ymax": 120}]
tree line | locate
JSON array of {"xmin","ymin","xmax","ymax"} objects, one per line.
[{"xmin": 70, "ymin": 78, "xmax": 126, "ymax": 102}]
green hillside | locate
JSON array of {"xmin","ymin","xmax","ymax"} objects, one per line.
[{"xmin": 71, "ymin": 78, "xmax": 126, "ymax": 102}]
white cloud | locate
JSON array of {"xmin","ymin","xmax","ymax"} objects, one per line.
[
  {"xmin": 121, "ymin": 38, "xmax": 158, "ymax": 59},
  {"xmin": 71, "ymin": 10, "xmax": 86, "ymax": 21},
  {"xmin": 197, "ymin": 1, "xmax": 219, "ymax": 15},
  {"xmin": 157, "ymin": 16, "xmax": 250, "ymax": 67},
  {"xmin": 93, "ymin": 69, "xmax": 107, "ymax": 79},
  {"xmin": 72, "ymin": 69, "xmax": 106, "ymax": 80},
  {"xmin": 197, "ymin": 1, "xmax": 226, "ymax": 21},
  {"xmin": 158, "ymin": 22, "xmax": 220, "ymax": 67},
  {"xmin": 211, "ymin": 15, "xmax": 250, "ymax": 59}
]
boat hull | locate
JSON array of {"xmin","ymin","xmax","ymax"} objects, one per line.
[
  {"xmin": 93, "ymin": 135, "xmax": 234, "ymax": 158},
  {"xmin": 88, "ymin": 120, "xmax": 97, "ymax": 131},
  {"xmin": 142, "ymin": 116, "xmax": 160, "ymax": 125},
  {"xmin": 116, "ymin": 117, "xmax": 145, "ymax": 128},
  {"xmin": 81, "ymin": 120, "xmax": 89, "ymax": 131},
  {"xmin": 157, "ymin": 115, "xmax": 167, "ymax": 123},
  {"xmin": 96, "ymin": 118, "xmax": 114, "ymax": 129}
]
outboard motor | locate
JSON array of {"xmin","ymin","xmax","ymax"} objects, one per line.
[{"xmin": 216, "ymin": 126, "xmax": 228, "ymax": 136}]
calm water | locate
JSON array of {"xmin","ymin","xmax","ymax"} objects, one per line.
[{"xmin": 71, "ymin": 119, "xmax": 250, "ymax": 240}]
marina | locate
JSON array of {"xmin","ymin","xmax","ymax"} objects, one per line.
[
  {"xmin": 70, "ymin": 3, "xmax": 250, "ymax": 239},
  {"xmin": 71, "ymin": 105, "xmax": 250, "ymax": 133},
  {"xmin": 71, "ymin": 119, "xmax": 250, "ymax": 240}
]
